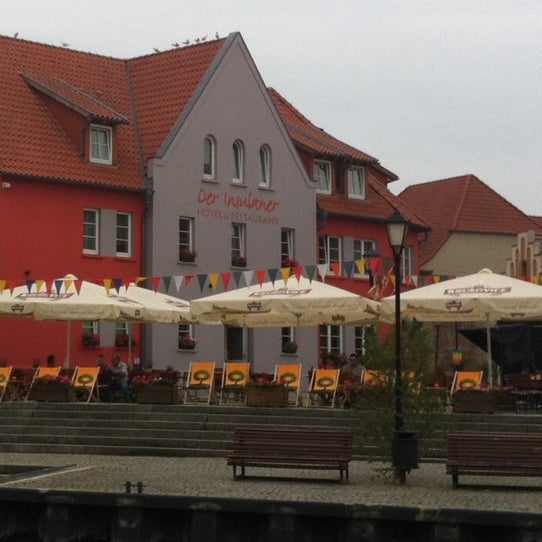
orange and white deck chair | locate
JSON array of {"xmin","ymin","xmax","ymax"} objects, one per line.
[
  {"xmin": 0, "ymin": 366, "xmax": 12, "ymax": 402},
  {"xmin": 25, "ymin": 366, "xmax": 61, "ymax": 400},
  {"xmin": 219, "ymin": 362, "xmax": 249, "ymax": 405},
  {"xmin": 306, "ymin": 368, "xmax": 340, "ymax": 407},
  {"xmin": 450, "ymin": 370, "xmax": 484, "ymax": 394},
  {"xmin": 361, "ymin": 369, "xmax": 389, "ymax": 387},
  {"xmin": 72, "ymin": 366, "xmax": 100, "ymax": 402},
  {"xmin": 183, "ymin": 361, "xmax": 216, "ymax": 405},
  {"xmin": 274, "ymin": 363, "xmax": 302, "ymax": 406}
]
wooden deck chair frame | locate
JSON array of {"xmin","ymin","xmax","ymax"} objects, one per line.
[
  {"xmin": 306, "ymin": 368, "xmax": 340, "ymax": 408},
  {"xmin": 219, "ymin": 362, "xmax": 249, "ymax": 405},
  {"xmin": 450, "ymin": 370, "xmax": 484, "ymax": 395},
  {"xmin": 184, "ymin": 361, "xmax": 216, "ymax": 405},
  {"xmin": 274, "ymin": 363, "xmax": 302, "ymax": 406},
  {"xmin": 72, "ymin": 366, "xmax": 100, "ymax": 402},
  {"xmin": 25, "ymin": 367, "xmax": 61, "ymax": 400},
  {"xmin": 0, "ymin": 367, "xmax": 12, "ymax": 402}
]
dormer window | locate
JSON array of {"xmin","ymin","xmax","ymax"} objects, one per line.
[
  {"xmin": 348, "ymin": 167, "xmax": 365, "ymax": 199},
  {"xmin": 90, "ymin": 125, "xmax": 112, "ymax": 164}
]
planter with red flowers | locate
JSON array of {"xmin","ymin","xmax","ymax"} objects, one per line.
[{"xmin": 246, "ymin": 375, "xmax": 288, "ymax": 407}]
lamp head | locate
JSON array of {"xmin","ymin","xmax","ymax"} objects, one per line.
[{"xmin": 386, "ymin": 211, "xmax": 409, "ymax": 256}]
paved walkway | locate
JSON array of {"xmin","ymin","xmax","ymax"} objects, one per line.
[{"xmin": 0, "ymin": 453, "xmax": 541, "ymax": 515}]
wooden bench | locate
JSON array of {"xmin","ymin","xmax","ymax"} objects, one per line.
[
  {"xmin": 446, "ymin": 431, "xmax": 542, "ymax": 488},
  {"xmin": 227, "ymin": 427, "xmax": 353, "ymax": 482}
]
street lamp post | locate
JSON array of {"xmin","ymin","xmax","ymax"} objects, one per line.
[{"xmin": 386, "ymin": 211, "xmax": 419, "ymax": 485}]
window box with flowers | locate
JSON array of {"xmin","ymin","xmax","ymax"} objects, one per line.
[
  {"xmin": 81, "ymin": 333, "xmax": 100, "ymax": 348},
  {"xmin": 179, "ymin": 248, "xmax": 197, "ymax": 263},
  {"xmin": 246, "ymin": 375, "xmax": 288, "ymax": 407},
  {"xmin": 231, "ymin": 255, "xmax": 247, "ymax": 268},
  {"xmin": 131, "ymin": 372, "xmax": 180, "ymax": 404},
  {"xmin": 282, "ymin": 341, "xmax": 298, "ymax": 354},
  {"xmin": 115, "ymin": 334, "xmax": 137, "ymax": 348},
  {"xmin": 452, "ymin": 386, "xmax": 516, "ymax": 413},
  {"xmin": 178, "ymin": 335, "xmax": 196, "ymax": 350},
  {"xmin": 281, "ymin": 257, "xmax": 299, "ymax": 269},
  {"xmin": 27, "ymin": 375, "xmax": 77, "ymax": 402}
]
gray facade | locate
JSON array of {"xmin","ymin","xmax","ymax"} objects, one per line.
[{"xmin": 144, "ymin": 34, "xmax": 317, "ymax": 376}]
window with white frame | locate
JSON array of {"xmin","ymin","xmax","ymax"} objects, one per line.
[
  {"xmin": 259, "ymin": 144, "xmax": 271, "ymax": 187},
  {"xmin": 90, "ymin": 125, "xmax": 112, "ymax": 164},
  {"xmin": 280, "ymin": 228, "xmax": 296, "ymax": 266},
  {"xmin": 353, "ymin": 239, "xmax": 377, "ymax": 276},
  {"xmin": 231, "ymin": 222, "xmax": 246, "ymax": 267},
  {"xmin": 318, "ymin": 235, "xmax": 342, "ymax": 264},
  {"xmin": 83, "ymin": 209, "xmax": 99, "ymax": 254},
  {"xmin": 281, "ymin": 327, "xmax": 296, "ymax": 353},
  {"xmin": 232, "ymin": 140, "xmax": 245, "ymax": 183},
  {"xmin": 319, "ymin": 325, "xmax": 342, "ymax": 355},
  {"xmin": 402, "ymin": 245, "xmax": 413, "ymax": 278},
  {"xmin": 178, "ymin": 324, "xmax": 195, "ymax": 350},
  {"xmin": 203, "ymin": 135, "xmax": 216, "ymax": 179},
  {"xmin": 116, "ymin": 212, "xmax": 131, "ymax": 257},
  {"xmin": 348, "ymin": 167, "xmax": 365, "ymax": 199},
  {"xmin": 179, "ymin": 217, "xmax": 195, "ymax": 261},
  {"xmin": 314, "ymin": 160, "xmax": 331, "ymax": 194},
  {"xmin": 81, "ymin": 321, "xmax": 99, "ymax": 347},
  {"xmin": 115, "ymin": 322, "xmax": 132, "ymax": 347}
]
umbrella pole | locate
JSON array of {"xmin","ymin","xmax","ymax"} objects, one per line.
[
  {"xmin": 65, "ymin": 321, "xmax": 71, "ymax": 369},
  {"xmin": 486, "ymin": 314, "xmax": 493, "ymax": 387}
]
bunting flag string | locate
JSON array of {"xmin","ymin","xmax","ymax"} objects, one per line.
[{"xmin": 0, "ymin": 259, "xmax": 537, "ymax": 298}]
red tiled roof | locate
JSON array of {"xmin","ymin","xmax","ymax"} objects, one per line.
[
  {"xmin": 400, "ymin": 174, "xmax": 542, "ymax": 265},
  {"xmin": 0, "ymin": 34, "xmax": 225, "ymax": 189},
  {"xmin": 269, "ymin": 88, "xmax": 428, "ymax": 229}
]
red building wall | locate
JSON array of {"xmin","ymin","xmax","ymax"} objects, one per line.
[{"xmin": 0, "ymin": 177, "xmax": 145, "ymax": 367}]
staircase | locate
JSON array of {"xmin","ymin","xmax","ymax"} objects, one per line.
[{"xmin": 1, "ymin": 401, "xmax": 541, "ymax": 460}]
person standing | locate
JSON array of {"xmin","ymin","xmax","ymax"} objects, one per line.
[{"xmin": 109, "ymin": 353, "xmax": 133, "ymax": 402}]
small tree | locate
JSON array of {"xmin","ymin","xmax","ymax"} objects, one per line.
[{"xmin": 356, "ymin": 321, "xmax": 441, "ymax": 464}]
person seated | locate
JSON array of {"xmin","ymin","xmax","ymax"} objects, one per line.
[
  {"xmin": 108, "ymin": 354, "xmax": 134, "ymax": 403},
  {"xmin": 342, "ymin": 353, "xmax": 364, "ymax": 377}
]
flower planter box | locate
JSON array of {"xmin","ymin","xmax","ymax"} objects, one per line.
[
  {"xmin": 133, "ymin": 383, "xmax": 179, "ymax": 404},
  {"xmin": 246, "ymin": 386, "xmax": 289, "ymax": 407},
  {"xmin": 27, "ymin": 382, "xmax": 77, "ymax": 402},
  {"xmin": 452, "ymin": 390, "xmax": 516, "ymax": 413}
]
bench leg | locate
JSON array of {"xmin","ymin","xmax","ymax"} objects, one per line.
[{"xmin": 452, "ymin": 472, "xmax": 459, "ymax": 489}]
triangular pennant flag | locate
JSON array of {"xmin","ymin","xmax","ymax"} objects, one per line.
[
  {"xmin": 123, "ymin": 277, "xmax": 132, "ymax": 290},
  {"xmin": 135, "ymin": 276, "xmax": 148, "ymax": 286},
  {"xmin": 184, "ymin": 274, "xmax": 195, "ymax": 287},
  {"xmin": 382, "ymin": 257, "xmax": 392, "ymax": 272},
  {"xmin": 411, "ymin": 275, "xmax": 418, "ymax": 288},
  {"xmin": 162, "ymin": 276, "xmax": 172, "ymax": 293},
  {"xmin": 343, "ymin": 261, "xmax": 354, "ymax": 278},
  {"xmin": 317, "ymin": 264, "xmax": 328, "ymax": 281},
  {"xmin": 74, "ymin": 279, "xmax": 83, "ymax": 295},
  {"xmin": 208, "ymin": 273, "xmax": 220, "ymax": 290},
  {"xmin": 280, "ymin": 267, "xmax": 291, "ymax": 284},
  {"xmin": 220, "ymin": 272, "xmax": 231, "ymax": 290},
  {"xmin": 6, "ymin": 280, "xmax": 16, "ymax": 295},
  {"xmin": 197, "ymin": 274, "xmax": 207, "ymax": 292},
  {"xmin": 369, "ymin": 257, "xmax": 380, "ymax": 276},
  {"xmin": 54, "ymin": 279, "xmax": 64, "ymax": 295},
  {"xmin": 173, "ymin": 275, "xmax": 184, "ymax": 292},
  {"xmin": 330, "ymin": 262, "xmax": 341, "ymax": 277},
  {"xmin": 44, "ymin": 280, "xmax": 53, "ymax": 294},
  {"xmin": 151, "ymin": 276, "xmax": 161, "ymax": 292},
  {"xmin": 292, "ymin": 265, "xmax": 303, "ymax": 280},
  {"xmin": 255, "ymin": 269, "xmax": 266, "ymax": 285},
  {"xmin": 232, "ymin": 271, "xmax": 243, "ymax": 288},
  {"xmin": 63, "ymin": 278, "xmax": 74, "ymax": 293},
  {"xmin": 112, "ymin": 278, "xmax": 123, "ymax": 293},
  {"xmin": 304, "ymin": 265, "xmax": 317, "ymax": 282},
  {"xmin": 267, "ymin": 268, "xmax": 279, "ymax": 285},
  {"xmin": 102, "ymin": 278, "xmax": 112, "ymax": 295},
  {"xmin": 433, "ymin": 275, "xmax": 441, "ymax": 284},
  {"xmin": 390, "ymin": 275, "xmax": 397, "ymax": 289},
  {"xmin": 355, "ymin": 259, "xmax": 365, "ymax": 275},
  {"xmin": 242, "ymin": 270, "xmax": 254, "ymax": 287},
  {"xmin": 25, "ymin": 279, "xmax": 35, "ymax": 293},
  {"xmin": 0, "ymin": 280, "xmax": 6, "ymax": 294}
]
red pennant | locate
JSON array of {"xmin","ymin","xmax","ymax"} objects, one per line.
[
  {"xmin": 255, "ymin": 269, "xmax": 266, "ymax": 285},
  {"xmin": 221, "ymin": 272, "xmax": 231, "ymax": 290},
  {"xmin": 151, "ymin": 277, "xmax": 161, "ymax": 292}
]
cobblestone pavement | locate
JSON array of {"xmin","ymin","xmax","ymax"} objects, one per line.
[{"xmin": 0, "ymin": 454, "xmax": 541, "ymax": 514}]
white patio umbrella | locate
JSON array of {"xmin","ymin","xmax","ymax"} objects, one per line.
[
  {"xmin": 0, "ymin": 274, "xmax": 196, "ymax": 365},
  {"xmin": 190, "ymin": 276, "xmax": 381, "ymax": 327},
  {"xmin": 380, "ymin": 268, "xmax": 542, "ymax": 385}
]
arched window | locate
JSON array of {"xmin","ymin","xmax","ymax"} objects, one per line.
[
  {"xmin": 232, "ymin": 140, "xmax": 244, "ymax": 183},
  {"xmin": 259, "ymin": 144, "xmax": 271, "ymax": 187},
  {"xmin": 203, "ymin": 135, "xmax": 216, "ymax": 179}
]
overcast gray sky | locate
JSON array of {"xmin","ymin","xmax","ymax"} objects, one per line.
[{"xmin": 3, "ymin": 1, "xmax": 541, "ymax": 215}]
